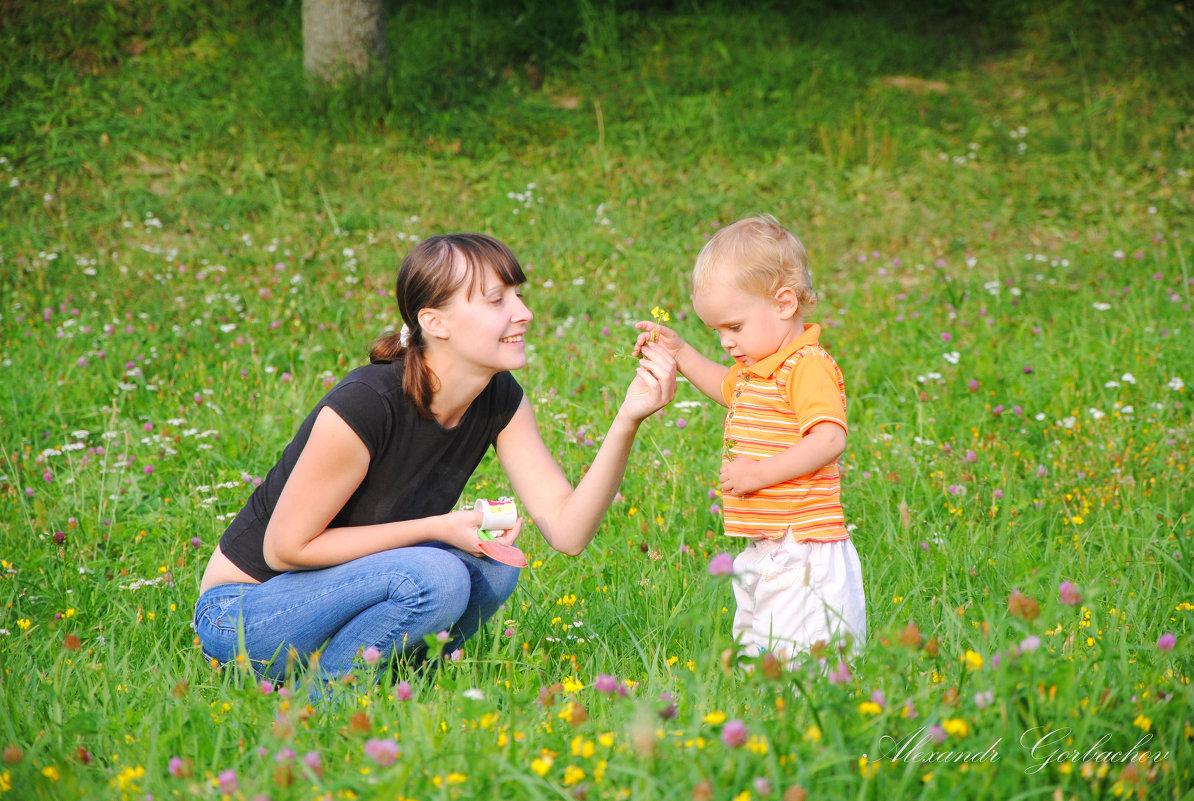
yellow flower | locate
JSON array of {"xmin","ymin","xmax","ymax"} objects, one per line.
[
  {"xmin": 530, "ymin": 756, "xmax": 553, "ymax": 777},
  {"xmin": 1133, "ymin": 714, "xmax": 1152, "ymax": 732},
  {"xmin": 564, "ymin": 765, "xmax": 585, "ymax": 785},
  {"xmin": 571, "ymin": 737, "xmax": 595, "ymax": 759},
  {"xmin": 746, "ymin": 735, "xmax": 768, "ymax": 755},
  {"xmin": 41, "ymin": 766, "xmax": 59, "ymax": 782},
  {"xmin": 942, "ymin": 718, "xmax": 970, "ymax": 738},
  {"xmin": 599, "ymin": 732, "xmax": 615, "ymax": 748},
  {"xmin": 16, "ymin": 619, "xmax": 30, "ymax": 631},
  {"xmin": 702, "ymin": 711, "xmax": 727, "ymax": 725},
  {"xmin": 651, "ymin": 306, "xmax": 670, "ymax": 323},
  {"xmin": 0, "ymin": 770, "xmax": 10, "ymax": 792},
  {"xmin": 803, "ymin": 725, "xmax": 822, "ymax": 743},
  {"xmin": 732, "ymin": 791, "xmax": 751, "ymax": 801},
  {"xmin": 858, "ymin": 701, "xmax": 883, "ymax": 716},
  {"xmin": 859, "ymin": 756, "xmax": 879, "ymax": 778},
  {"xmin": 963, "ymin": 650, "xmax": 983, "ymax": 671}
]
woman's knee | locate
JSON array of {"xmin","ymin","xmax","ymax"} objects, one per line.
[
  {"xmin": 481, "ymin": 562, "xmax": 520, "ymax": 609},
  {"xmin": 372, "ymin": 548, "xmax": 473, "ymax": 621}
]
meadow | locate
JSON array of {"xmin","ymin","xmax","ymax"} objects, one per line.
[{"xmin": 1, "ymin": 1, "xmax": 1192, "ymax": 798}]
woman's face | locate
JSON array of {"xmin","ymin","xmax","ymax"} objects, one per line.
[{"xmin": 433, "ymin": 260, "xmax": 533, "ymax": 373}]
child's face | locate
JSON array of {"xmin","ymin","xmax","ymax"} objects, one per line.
[{"xmin": 692, "ymin": 274, "xmax": 800, "ymax": 368}]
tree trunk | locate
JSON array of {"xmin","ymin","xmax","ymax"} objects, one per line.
[{"xmin": 302, "ymin": 0, "xmax": 387, "ymax": 84}]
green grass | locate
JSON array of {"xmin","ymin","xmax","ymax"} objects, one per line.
[{"xmin": 1, "ymin": 1, "xmax": 1192, "ymax": 798}]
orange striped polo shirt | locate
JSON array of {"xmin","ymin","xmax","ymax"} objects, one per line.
[{"xmin": 719, "ymin": 324, "xmax": 849, "ymax": 542}]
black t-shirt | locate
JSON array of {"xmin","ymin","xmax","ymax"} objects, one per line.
[{"xmin": 219, "ymin": 362, "xmax": 524, "ymax": 582}]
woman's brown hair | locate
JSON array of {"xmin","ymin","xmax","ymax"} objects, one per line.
[{"xmin": 370, "ymin": 233, "xmax": 527, "ymax": 418}]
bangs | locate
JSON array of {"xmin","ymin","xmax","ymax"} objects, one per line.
[{"xmin": 447, "ymin": 234, "xmax": 527, "ymax": 297}]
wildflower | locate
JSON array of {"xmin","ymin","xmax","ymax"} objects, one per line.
[
  {"xmin": 302, "ymin": 750, "xmax": 323, "ymax": 778},
  {"xmin": 721, "ymin": 720, "xmax": 748, "ymax": 748},
  {"xmin": 753, "ymin": 778, "xmax": 773, "ymax": 795},
  {"xmin": 361, "ymin": 646, "xmax": 381, "ymax": 665},
  {"xmin": 703, "ymin": 711, "xmax": 727, "ymax": 725},
  {"xmin": 217, "ymin": 768, "xmax": 238, "ymax": 793},
  {"xmin": 258, "ymin": 680, "xmax": 274, "ymax": 695},
  {"xmin": 942, "ymin": 718, "xmax": 970, "ymax": 738},
  {"xmin": 1008, "ymin": 589, "xmax": 1040, "ymax": 621},
  {"xmin": 963, "ymin": 650, "xmax": 983, "ymax": 671},
  {"xmin": 901, "ymin": 700, "xmax": 918, "ymax": 719},
  {"xmin": 974, "ymin": 690, "xmax": 994, "ymax": 709},
  {"xmin": 858, "ymin": 701, "xmax": 883, "ymax": 716},
  {"xmin": 1059, "ymin": 581, "xmax": 1082, "ymax": 606},
  {"xmin": 1157, "ymin": 633, "xmax": 1176, "ymax": 651},
  {"xmin": 676, "ymin": 418, "xmax": 687, "ymax": 429},
  {"xmin": 167, "ymin": 757, "xmax": 191, "ymax": 778},
  {"xmin": 363, "ymin": 739, "xmax": 400, "ymax": 766},
  {"xmin": 828, "ymin": 661, "xmax": 852, "ymax": 685},
  {"xmin": 395, "ymin": 681, "xmax": 413, "ymax": 701},
  {"xmin": 1169, "ymin": 377, "xmax": 1185, "ymax": 391},
  {"xmin": 708, "ymin": 552, "xmax": 735, "ymax": 576},
  {"xmin": 594, "ymin": 674, "xmax": 618, "ymax": 694},
  {"xmin": 1019, "ymin": 635, "xmax": 1041, "ymax": 653}
]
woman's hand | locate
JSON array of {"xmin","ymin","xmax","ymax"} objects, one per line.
[
  {"xmin": 441, "ymin": 510, "xmax": 524, "ymax": 557},
  {"xmin": 440, "ymin": 508, "xmax": 488, "ymax": 556},
  {"xmin": 619, "ymin": 343, "xmax": 677, "ymax": 423}
]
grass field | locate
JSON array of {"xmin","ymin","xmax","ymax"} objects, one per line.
[{"xmin": 1, "ymin": 1, "xmax": 1192, "ymax": 798}]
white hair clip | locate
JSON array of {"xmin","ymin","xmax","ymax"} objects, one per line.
[{"xmin": 398, "ymin": 324, "xmax": 411, "ymax": 346}]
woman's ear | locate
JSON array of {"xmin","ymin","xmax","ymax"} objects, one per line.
[
  {"xmin": 773, "ymin": 286, "xmax": 800, "ymax": 320},
  {"xmin": 418, "ymin": 307, "xmax": 449, "ymax": 341}
]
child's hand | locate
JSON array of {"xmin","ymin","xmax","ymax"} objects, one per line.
[
  {"xmin": 720, "ymin": 456, "xmax": 767, "ymax": 496},
  {"xmin": 633, "ymin": 321, "xmax": 684, "ymax": 358}
]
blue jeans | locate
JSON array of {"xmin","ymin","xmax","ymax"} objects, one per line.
[{"xmin": 193, "ymin": 544, "xmax": 519, "ymax": 682}]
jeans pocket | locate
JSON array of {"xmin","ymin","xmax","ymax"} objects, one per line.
[{"xmin": 194, "ymin": 591, "xmax": 243, "ymax": 634}]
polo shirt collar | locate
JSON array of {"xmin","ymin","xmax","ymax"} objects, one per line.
[{"xmin": 746, "ymin": 324, "xmax": 822, "ymax": 378}]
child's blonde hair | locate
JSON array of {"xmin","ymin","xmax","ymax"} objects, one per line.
[{"xmin": 692, "ymin": 215, "xmax": 817, "ymax": 311}]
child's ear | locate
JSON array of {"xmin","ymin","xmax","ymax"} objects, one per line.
[
  {"xmin": 418, "ymin": 308, "xmax": 449, "ymax": 340},
  {"xmin": 773, "ymin": 287, "xmax": 800, "ymax": 320}
]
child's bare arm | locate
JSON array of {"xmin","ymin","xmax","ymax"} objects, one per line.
[
  {"xmin": 633, "ymin": 321, "xmax": 730, "ymax": 406},
  {"xmin": 719, "ymin": 422, "xmax": 846, "ymax": 496}
]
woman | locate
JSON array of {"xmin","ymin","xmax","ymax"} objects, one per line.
[{"xmin": 194, "ymin": 233, "xmax": 676, "ymax": 682}]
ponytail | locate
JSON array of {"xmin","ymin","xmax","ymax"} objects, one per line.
[{"xmin": 369, "ymin": 326, "xmax": 439, "ymax": 419}]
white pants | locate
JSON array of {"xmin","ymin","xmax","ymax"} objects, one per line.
[{"xmin": 731, "ymin": 535, "xmax": 867, "ymax": 664}]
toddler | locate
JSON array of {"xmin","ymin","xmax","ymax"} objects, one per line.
[{"xmin": 636, "ymin": 215, "xmax": 866, "ymax": 664}]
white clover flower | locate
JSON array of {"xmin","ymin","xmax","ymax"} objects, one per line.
[
  {"xmin": 1121, "ymin": 372, "xmax": 1136, "ymax": 384},
  {"xmin": 943, "ymin": 352, "xmax": 960, "ymax": 365},
  {"xmin": 1060, "ymin": 416, "xmax": 1077, "ymax": 429},
  {"xmin": 1170, "ymin": 377, "xmax": 1185, "ymax": 391},
  {"xmin": 1104, "ymin": 381, "xmax": 1120, "ymax": 388},
  {"xmin": 462, "ymin": 688, "xmax": 486, "ymax": 701},
  {"xmin": 1089, "ymin": 408, "xmax": 1106, "ymax": 420},
  {"xmin": 1092, "ymin": 302, "xmax": 1111, "ymax": 311}
]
